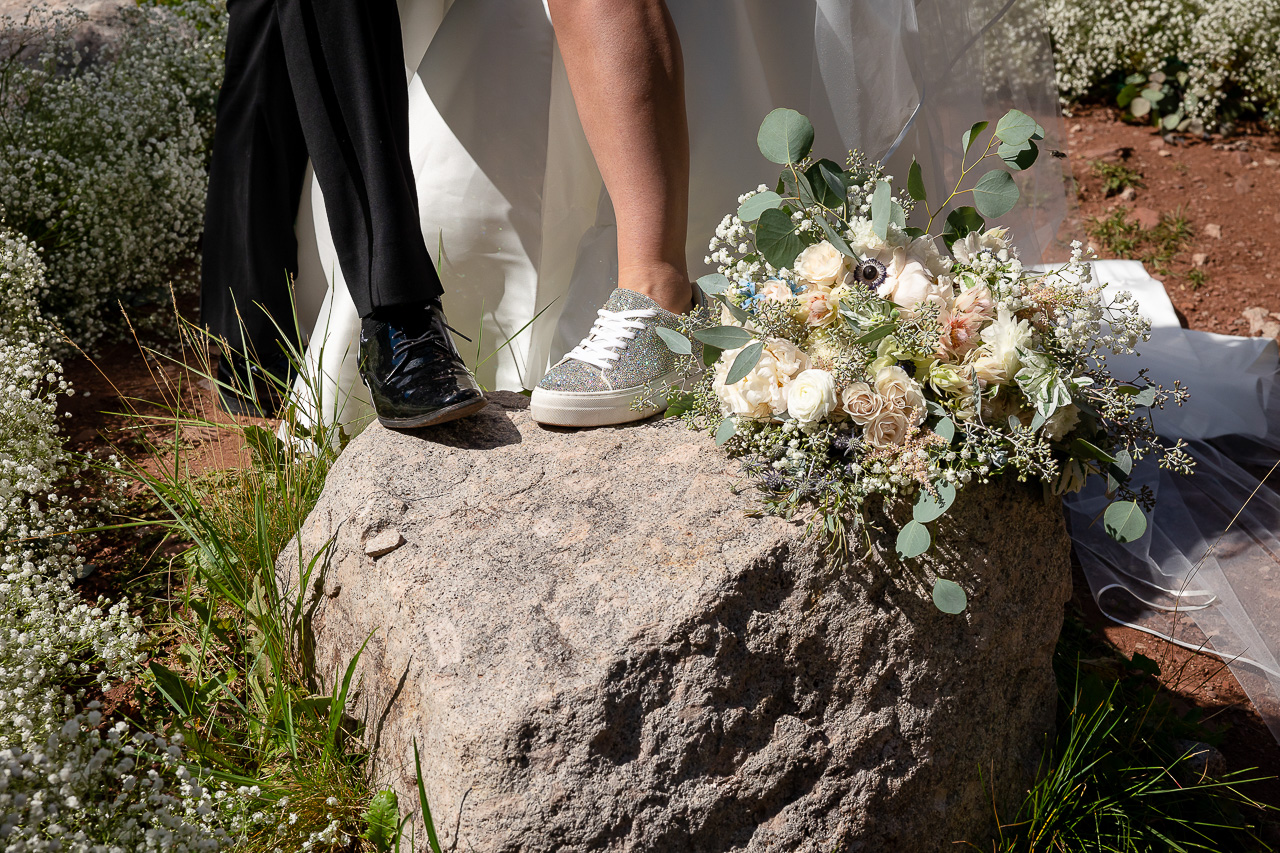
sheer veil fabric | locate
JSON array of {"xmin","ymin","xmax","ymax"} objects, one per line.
[{"xmin": 284, "ymin": 2, "xmax": 1280, "ymax": 739}]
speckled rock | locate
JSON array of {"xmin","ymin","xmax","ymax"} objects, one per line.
[{"xmin": 280, "ymin": 391, "xmax": 1072, "ymax": 852}]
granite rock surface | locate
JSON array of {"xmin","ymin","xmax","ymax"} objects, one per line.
[{"xmin": 281, "ymin": 391, "xmax": 1072, "ymax": 852}]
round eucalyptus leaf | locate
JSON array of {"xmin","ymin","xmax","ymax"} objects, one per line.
[
  {"xmin": 896, "ymin": 519, "xmax": 932, "ymax": 559},
  {"xmin": 972, "ymin": 170, "xmax": 1020, "ymax": 219},
  {"xmin": 1130, "ymin": 96, "xmax": 1152, "ymax": 118},
  {"xmin": 913, "ymin": 481, "xmax": 957, "ymax": 523},
  {"xmin": 942, "ymin": 206, "xmax": 986, "ymax": 248},
  {"xmin": 932, "ymin": 579, "xmax": 968, "ymax": 614},
  {"xmin": 998, "ymin": 140, "xmax": 1039, "ymax": 171},
  {"xmin": 715, "ymin": 417, "xmax": 737, "ymax": 446},
  {"xmin": 737, "ymin": 191, "xmax": 783, "ymax": 223},
  {"xmin": 932, "ymin": 417, "xmax": 956, "ymax": 443},
  {"xmin": 994, "ymin": 109, "xmax": 1039, "ymax": 147},
  {"xmin": 692, "ymin": 325, "xmax": 754, "ymax": 350},
  {"xmin": 1161, "ymin": 113, "xmax": 1182, "ymax": 131},
  {"xmin": 696, "ymin": 273, "xmax": 732, "ymax": 296},
  {"xmin": 757, "ymin": 108, "xmax": 815, "ymax": 165},
  {"xmin": 1104, "ymin": 500, "xmax": 1148, "ymax": 543},
  {"xmin": 961, "ymin": 120, "xmax": 989, "ymax": 154},
  {"xmin": 725, "ymin": 340, "xmax": 764, "ymax": 385},
  {"xmin": 655, "ymin": 326, "xmax": 692, "ymax": 355},
  {"xmin": 755, "ymin": 206, "xmax": 805, "ymax": 270}
]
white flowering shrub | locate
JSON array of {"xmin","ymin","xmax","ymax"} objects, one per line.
[
  {"xmin": 0, "ymin": 2, "xmax": 226, "ymax": 352},
  {"xmin": 1046, "ymin": 0, "xmax": 1280, "ymax": 128}
]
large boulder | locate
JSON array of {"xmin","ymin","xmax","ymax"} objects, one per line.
[{"xmin": 281, "ymin": 392, "xmax": 1071, "ymax": 852}]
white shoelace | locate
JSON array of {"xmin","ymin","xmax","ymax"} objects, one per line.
[{"xmin": 566, "ymin": 307, "xmax": 657, "ymax": 371}]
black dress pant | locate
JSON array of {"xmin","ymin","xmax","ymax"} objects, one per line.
[{"xmin": 201, "ymin": 0, "xmax": 443, "ymax": 357}]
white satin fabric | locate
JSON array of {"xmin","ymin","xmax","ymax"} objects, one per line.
[
  {"xmin": 1066, "ymin": 261, "xmax": 1280, "ymax": 742},
  {"xmin": 286, "ymin": 0, "xmax": 1066, "ymax": 429}
]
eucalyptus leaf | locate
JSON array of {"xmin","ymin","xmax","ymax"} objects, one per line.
[
  {"xmin": 716, "ymin": 294, "xmax": 751, "ymax": 324},
  {"xmin": 896, "ymin": 519, "xmax": 932, "ymax": 559},
  {"xmin": 757, "ymin": 108, "xmax": 815, "ymax": 165},
  {"xmin": 972, "ymin": 170, "xmax": 1020, "ymax": 219},
  {"xmin": 818, "ymin": 218, "xmax": 855, "ymax": 257},
  {"xmin": 998, "ymin": 139, "xmax": 1039, "ymax": 171},
  {"xmin": 702, "ymin": 344, "xmax": 723, "ymax": 368},
  {"xmin": 655, "ymin": 326, "xmax": 692, "ymax": 355},
  {"xmin": 1130, "ymin": 96, "xmax": 1152, "ymax": 118},
  {"xmin": 994, "ymin": 109, "xmax": 1039, "ymax": 147},
  {"xmin": 854, "ymin": 324, "xmax": 895, "ymax": 346},
  {"xmin": 1072, "ymin": 437, "xmax": 1120, "ymax": 467},
  {"xmin": 913, "ymin": 481, "xmax": 957, "ymax": 523},
  {"xmin": 755, "ymin": 207, "xmax": 805, "ymax": 270},
  {"xmin": 1113, "ymin": 448, "xmax": 1134, "ymax": 475},
  {"xmin": 1104, "ymin": 500, "xmax": 1148, "ymax": 543},
  {"xmin": 693, "ymin": 325, "xmax": 754, "ymax": 349},
  {"xmin": 942, "ymin": 206, "xmax": 985, "ymax": 248},
  {"xmin": 932, "ymin": 579, "xmax": 968, "ymax": 614},
  {"xmin": 932, "ymin": 416, "xmax": 956, "ymax": 443},
  {"xmin": 715, "ymin": 417, "xmax": 737, "ymax": 446},
  {"xmin": 907, "ymin": 158, "xmax": 926, "ymax": 201},
  {"xmin": 726, "ymin": 341, "xmax": 764, "ymax": 385},
  {"xmin": 871, "ymin": 180, "xmax": 893, "ymax": 239},
  {"xmin": 737, "ymin": 191, "xmax": 783, "ymax": 223},
  {"xmin": 696, "ymin": 273, "xmax": 732, "ymax": 296},
  {"xmin": 1161, "ymin": 113, "xmax": 1182, "ymax": 131},
  {"xmin": 962, "ymin": 120, "xmax": 989, "ymax": 154},
  {"xmin": 890, "ymin": 200, "xmax": 906, "ymax": 229},
  {"xmin": 805, "ymin": 159, "xmax": 846, "ymax": 208}
]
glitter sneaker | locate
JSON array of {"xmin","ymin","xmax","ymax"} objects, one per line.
[{"xmin": 530, "ymin": 287, "xmax": 697, "ymax": 427}]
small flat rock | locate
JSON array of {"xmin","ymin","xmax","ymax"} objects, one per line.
[
  {"xmin": 282, "ymin": 392, "xmax": 1071, "ymax": 852},
  {"xmin": 1234, "ymin": 176, "xmax": 1254, "ymax": 195},
  {"xmin": 363, "ymin": 528, "xmax": 405, "ymax": 558},
  {"xmin": 1119, "ymin": 186, "xmax": 1138, "ymax": 202},
  {"xmin": 1204, "ymin": 223, "xmax": 1224, "ymax": 240},
  {"xmin": 1242, "ymin": 307, "xmax": 1280, "ymax": 339},
  {"xmin": 1191, "ymin": 253, "xmax": 1208, "ymax": 267},
  {"xmin": 1132, "ymin": 207, "xmax": 1159, "ymax": 229}
]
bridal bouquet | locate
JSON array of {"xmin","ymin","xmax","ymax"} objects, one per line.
[{"xmin": 650, "ymin": 109, "xmax": 1192, "ymax": 610}]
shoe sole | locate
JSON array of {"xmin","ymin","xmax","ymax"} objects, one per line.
[
  {"xmin": 377, "ymin": 395, "xmax": 490, "ymax": 429},
  {"xmin": 529, "ymin": 368, "xmax": 689, "ymax": 428}
]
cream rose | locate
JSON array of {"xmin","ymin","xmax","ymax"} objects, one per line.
[
  {"xmin": 874, "ymin": 246, "xmax": 948, "ymax": 315},
  {"xmin": 840, "ymin": 381, "xmax": 884, "ymax": 425},
  {"xmin": 803, "ymin": 290, "xmax": 838, "ymax": 326},
  {"xmin": 712, "ymin": 345, "xmax": 789, "ymax": 419},
  {"xmin": 757, "ymin": 279, "xmax": 793, "ymax": 302},
  {"xmin": 794, "ymin": 241, "xmax": 846, "ymax": 287},
  {"xmin": 767, "ymin": 338, "xmax": 810, "ymax": 378},
  {"xmin": 874, "ymin": 365, "xmax": 925, "ymax": 413},
  {"xmin": 864, "ymin": 408, "xmax": 910, "ymax": 448},
  {"xmin": 786, "ymin": 368, "xmax": 838, "ymax": 425}
]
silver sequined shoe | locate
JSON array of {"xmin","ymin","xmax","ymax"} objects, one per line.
[{"xmin": 530, "ymin": 288, "xmax": 697, "ymax": 427}]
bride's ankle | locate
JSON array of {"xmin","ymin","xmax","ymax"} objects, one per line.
[{"xmin": 618, "ymin": 267, "xmax": 693, "ymax": 313}]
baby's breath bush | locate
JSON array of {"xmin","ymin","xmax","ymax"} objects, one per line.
[
  {"xmin": 0, "ymin": 225, "xmax": 242, "ymax": 851},
  {"xmin": 1045, "ymin": 0, "xmax": 1280, "ymax": 129},
  {"xmin": 0, "ymin": 2, "xmax": 225, "ymax": 352}
]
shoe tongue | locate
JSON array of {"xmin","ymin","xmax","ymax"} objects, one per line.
[{"xmin": 602, "ymin": 288, "xmax": 663, "ymax": 314}]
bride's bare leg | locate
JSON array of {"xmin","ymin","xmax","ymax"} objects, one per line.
[{"xmin": 548, "ymin": 0, "xmax": 692, "ymax": 314}]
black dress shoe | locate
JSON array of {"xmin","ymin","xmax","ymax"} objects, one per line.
[
  {"xmin": 359, "ymin": 298, "xmax": 487, "ymax": 428},
  {"xmin": 217, "ymin": 351, "xmax": 295, "ymax": 417}
]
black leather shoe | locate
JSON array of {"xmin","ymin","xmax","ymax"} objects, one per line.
[
  {"xmin": 217, "ymin": 351, "xmax": 295, "ymax": 417},
  {"xmin": 359, "ymin": 298, "xmax": 487, "ymax": 428}
]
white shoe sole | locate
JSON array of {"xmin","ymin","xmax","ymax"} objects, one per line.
[{"xmin": 529, "ymin": 368, "xmax": 689, "ymax": 427}]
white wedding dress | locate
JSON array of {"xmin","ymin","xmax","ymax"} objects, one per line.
[{"xmin": 285, "ymin": 0, "xmax": 1280, "ymax": 741}]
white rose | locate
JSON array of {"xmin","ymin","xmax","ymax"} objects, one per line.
[
  {"xmin": 967, "ymin": 353, "xmax": 1007, "ymax": 388},
  {"xmin": 758, "ymin": 280, "xmax": 793, "ymax": 302},
  {"xmin": 794, "ymin": 241, "xmax": 846, "ymax": 287},
  {"xmin": 802, "ymin": 290, "xmax": 838, "ymax": 326},
  {"xmin": 874, "ymin": 247, "xmax": 948, "ymax": 315},
  {"xmin": 864, "ymin": 408, "xmax": 910, "ymax": 448},
  {"xmin": 874, "ymin": 365, "xmax": 925, "ymax": 413},
  {"xmin": 786, "ymin": 368, "xmax": 838, "ymax": 425},
  {"xmin": 767, "ymin": 338, "xmax": 810, "ymax": 378},
  {"xmin": 1042, "ymin": 403, "xmax": 1081, "ymax": 441},
  {"xmin": 980, "ymin": 305, "xmax": 1033, "ymax": 379},
  {"xmin": 713, "ymin": 345, "xmax": 789, "ymax": 419},
  {"xmin": 841, "ymin": 382, "xmax": 884, "ymax": 425}
]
